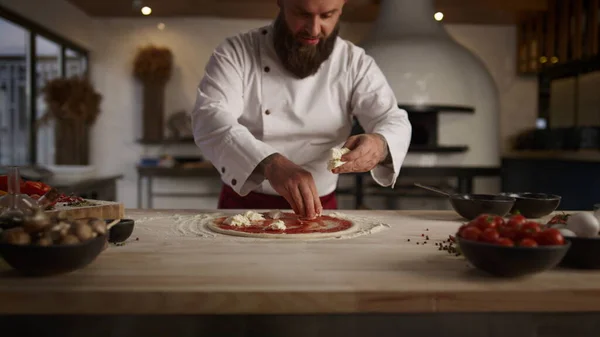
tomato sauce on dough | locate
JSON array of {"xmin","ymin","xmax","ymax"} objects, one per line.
[{"xmin": 214, "ymin": 212, "xmax": 353, "ymax": 234}]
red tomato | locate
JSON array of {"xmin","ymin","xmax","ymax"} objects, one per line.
[
  {"xmin": 480, "ymin": 228, "xmax": 500, "ymax": 243},
  {"xmin": 517, "ymin": 221, "xmax": 541, "ymax": 240},
  {"xmin": 497, "ymin": 226, "xmax": 518, "ymax": 241},
  {"xmin": 474, "ymin": 214, "xmax": 504, "ymax": 231},
  {"xmin": 496, "ymin": 237, "xmax": 514, "ymax": 247},
  {"xmin": 460, "ymin": 226, "xmax": 482, "ymax": 241},
  {"xmin": 519, "ymin": 238, "xmax": 538, "ymax": 247},
  {"xmin": 506, "ymin": 214, "xmax": 527, "ymax": 229},
  {"xmin": 535, "ymin": 228, "xmax": 565, "ymax": 246}
]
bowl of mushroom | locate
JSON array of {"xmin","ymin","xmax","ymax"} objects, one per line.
[{"xmin": 0, "ymin": 209, "xmax": 108, "ymax": 276}]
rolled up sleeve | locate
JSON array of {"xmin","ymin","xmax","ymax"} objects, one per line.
[
  {"xmin": 191, "ymin": 39, "xmax": 278, "ymax": 196},
  {"xmin": 349, "ymin": 52, "xmax": 412, "ymax": 188}
]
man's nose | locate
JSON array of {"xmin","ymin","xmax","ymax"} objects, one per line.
[{"xmin": 305, "ymin": 17, "xmax": 320, "ymax": 37}]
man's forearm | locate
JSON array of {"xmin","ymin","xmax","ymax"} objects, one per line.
[{"xmin": 253, "ymin": 153, "xmax": 282, "ymax": 177}]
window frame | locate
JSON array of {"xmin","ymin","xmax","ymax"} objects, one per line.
[{"xmin": 0, "ymin": 4, "xmax": 90, "ymax": 165}]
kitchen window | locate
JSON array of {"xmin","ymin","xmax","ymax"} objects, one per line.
[{"xmin": 0, "ymin": 4, "xmax": 89, "ymax": 167}]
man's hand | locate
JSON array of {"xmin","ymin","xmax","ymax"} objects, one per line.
[
  {"xmin": 332, "ymin": 133, "xmax": 389, "ymax": 174},
  {"xmin": 257, "ymin": 153, "xmax": 322, "ymax": 219}
]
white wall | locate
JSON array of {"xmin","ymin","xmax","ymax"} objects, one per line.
[{"xmin": 0, "ymin": 0, "xmax": 539, "ymax": 209}]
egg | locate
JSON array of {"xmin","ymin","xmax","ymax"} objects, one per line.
[{"xmin": 566, "ymin": 212, "xmax": 600, "ymax": 238}]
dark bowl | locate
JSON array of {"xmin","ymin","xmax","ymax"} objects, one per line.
[
  {"xmin": 499, "ymin": 192, "xmax": 561, "ymax": 218},
  {"xmin": 106, "ymin": 219, "xmax": 135, "ymax": 243},
  {"xmin": 0, "ymin": 234, "xmax": 107, "ymax": 277},
  {"xmin": 560, "ymin": 236, "xmax": 600, "ymax": 269},
  {"xmin": 449, "ymin": 194, "xmax": 516, "ymax": 220},
  {"xmin": 457, "ymin": 236, "xmax": 571, "ymax": 277}
]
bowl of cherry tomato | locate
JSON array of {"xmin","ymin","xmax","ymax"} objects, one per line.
[{"xmin": 456, "ymin": 214, "xmax": 571, "ymax": 277}]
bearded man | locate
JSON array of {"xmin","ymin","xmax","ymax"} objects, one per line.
[{"xmin": 191, "ymin": 0, "xmax": 412, "ymax": 219}]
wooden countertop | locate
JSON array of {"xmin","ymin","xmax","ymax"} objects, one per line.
[{"xmin": 1, "ymin": 209, "xmax": 600, "ymax": 315}]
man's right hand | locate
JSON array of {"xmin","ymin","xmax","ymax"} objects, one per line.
[{"xmin": 258, "ymin": 153, "xmax": 322, "ymax": 219}]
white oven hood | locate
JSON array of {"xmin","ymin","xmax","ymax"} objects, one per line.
[{"xmin": 360, "ymin": 0, "xmax": 493, "ymax": 109}]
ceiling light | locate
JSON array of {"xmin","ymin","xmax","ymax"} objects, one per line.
[
  {"xmin": 157, "ymin": 23, "xmax": 165, "ymax": 30},
  {"xmin": 141, "ymin": 6, "xmax": 152, "ymax": 15},
  {"xmin": 434, "ymin": 12, "xmax": 444, "ymax": 21}
]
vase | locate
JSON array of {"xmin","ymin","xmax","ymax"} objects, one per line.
[
  {"xmin": 55, "ymin": 118, "xmax": 90, "ymax": 165},
  {"xmin": 141, "ymin": 82, "xmax": 165, "ymax": 142}
]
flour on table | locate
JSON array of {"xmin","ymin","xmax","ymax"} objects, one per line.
[{"xmin": 327, "ymin": 147, "xmax": 350, "ymax": 171}]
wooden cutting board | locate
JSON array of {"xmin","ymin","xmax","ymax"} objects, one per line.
[{"xmin": 45, "ymin": 199, "xmax": 124, "ymax": 220}]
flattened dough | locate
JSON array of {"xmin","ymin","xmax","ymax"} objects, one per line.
[{"xmin": 206, "ymin": 212, "xmax": 360, "ymax": 239}]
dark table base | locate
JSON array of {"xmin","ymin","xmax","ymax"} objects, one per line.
[{"xmin": 1, "ymin": 312, "xmax": 599, "ymax": 337}]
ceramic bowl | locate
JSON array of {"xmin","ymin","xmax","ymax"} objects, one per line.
[
  {"xmin": 457, "ymin": 236, "xmax": 571, "ymax": 277},
  {"xmin": 0, "ymin": 234, "xmax": 107, "ymax": 277},
  {"xmin": 561, "ymin": 236, "xmax": 600, "ymax": 269},
  {"xmin": 106, "ymin": 219, "xmax": 135, "ymax": 243},
  {"xmin": 499, "ymin": 192, "xmax": 561, "ymax": 218},
  {"xmin": 449, "ymin": 194, "xmax": 516, "ymax": 220}
]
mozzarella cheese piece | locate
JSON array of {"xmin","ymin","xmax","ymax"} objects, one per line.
[
  {"xmin": 267, "ymin": 220, "xmax": 286, "ymax": 231},
  {"xmin": 223, "ymin": 214, "xmax": 252, "ymax": 227},
  {"xmin": 243, "ymin": 210, "xmax": 265, "ymax": 221},
  {"xmin": 327, "ymin": 147, "xmax": 350, "ymax": 171},
  {"xmin": 267, "ymin": 210, "xmax": 283, "ymax": 219}
]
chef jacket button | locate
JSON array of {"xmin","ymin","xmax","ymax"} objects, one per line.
[
  {"xmin": 265, "ymin": 109, "xmax": 271, "ymax": 115},
  {"xmin": 262, "ymin": 29, "xmax": 267, "ymax": 35},
  {"xmin": 231, "ymin": 179, "xmax": 237, "ymax": 186},
  {"xmin": 264, "ymin": 66, "xmax": 270, "ymax": 72},
  {"xmin": 221, "ymin": 167, "xmax": 225, "ymax": 173}
]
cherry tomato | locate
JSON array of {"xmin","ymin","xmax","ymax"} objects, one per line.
[
  {"xmin": 535, "ymin": 228, "xmax": 565, "ymax": 246},
  {"xmin": 497, "ymin": 226, "xmax": 518, "ymax": 241},
  {"xmin": 516, "ymin": 221, "xmax": 541, "ymax": 240},
  {"xmin": 480, "ymin": 228, "xmax": 500, "ymax": 243},
  {"xmin": 519, "ymin": 238, "xmax": 538, "ymax": 247},
  {"xmin": 496, "ymin": 237, "xmax": 514, "ymax": 247},
  {"xmin": 460, "ymin": 226, "xmax": 482, "ymax": 241},
  {"xmin": 506, "ymin": 214, "xmax": 527, "ymax": 229},
  {"xmin": 474, "ymin": 214, "xmax": 504, "ymax": 231}
]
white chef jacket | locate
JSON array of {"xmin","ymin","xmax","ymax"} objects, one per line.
[{"xmin": 191, "ymin": 23, "xmax": 412, "ymax": 197}]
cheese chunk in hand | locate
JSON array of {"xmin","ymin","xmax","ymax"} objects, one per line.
[{"xmin": 327, "ymin": 147, "xmax": 350, "ymax": 171}]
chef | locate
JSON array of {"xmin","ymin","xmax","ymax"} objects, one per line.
[{"xmin": 191, "ymin": 0, "xmax": 412, "ymax": 219}]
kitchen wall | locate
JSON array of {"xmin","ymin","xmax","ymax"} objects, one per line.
[{"xmin": 0, "ymin": 0, "xmax": 539, "ymax": 209}]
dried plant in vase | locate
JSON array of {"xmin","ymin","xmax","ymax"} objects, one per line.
[
  {"xmin": 133, "ymin": 45, "xmax": 173, "ymax": 85},
  {"xmin": 133, "ymin": 45, "xmax": 174, "ymax": 142},
  {"xmin": 39, "ymin": 76, "xmax": 102, "ymax": 165}
]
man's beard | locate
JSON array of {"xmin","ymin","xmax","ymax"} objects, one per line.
[{"xmin": 272, "ymin": 12, "xmax": 339, "ymax": 79}]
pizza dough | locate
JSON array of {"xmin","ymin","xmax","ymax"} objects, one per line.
[
  {"xmin": 206, "ymin": 210, "xmax": 360, "ymax": 239},
  {"xmin": 327, "ymin": 147, "xmax": 350, "ymax": 171}
]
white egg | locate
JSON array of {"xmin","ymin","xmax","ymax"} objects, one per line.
[
  {"xmin": 566, "ymin": 212, "xmax": 600, "ymax": 238},
  {"xmin": 558, "ymin": 228, "xmax": 576, "ymax": 237}
]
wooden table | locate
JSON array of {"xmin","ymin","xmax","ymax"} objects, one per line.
[{"xmin": 2, "ymin": 209, "xmax": 600, "ymax": 337}]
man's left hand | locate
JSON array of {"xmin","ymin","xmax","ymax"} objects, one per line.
[{"xmin": 332, "ymin": 133, "xmax": 388, "ymax": 174}]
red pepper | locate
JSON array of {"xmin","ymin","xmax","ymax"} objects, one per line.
[{"xmin": 21, "ymin": 181, "xmax": 52, "ymax": 196}]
